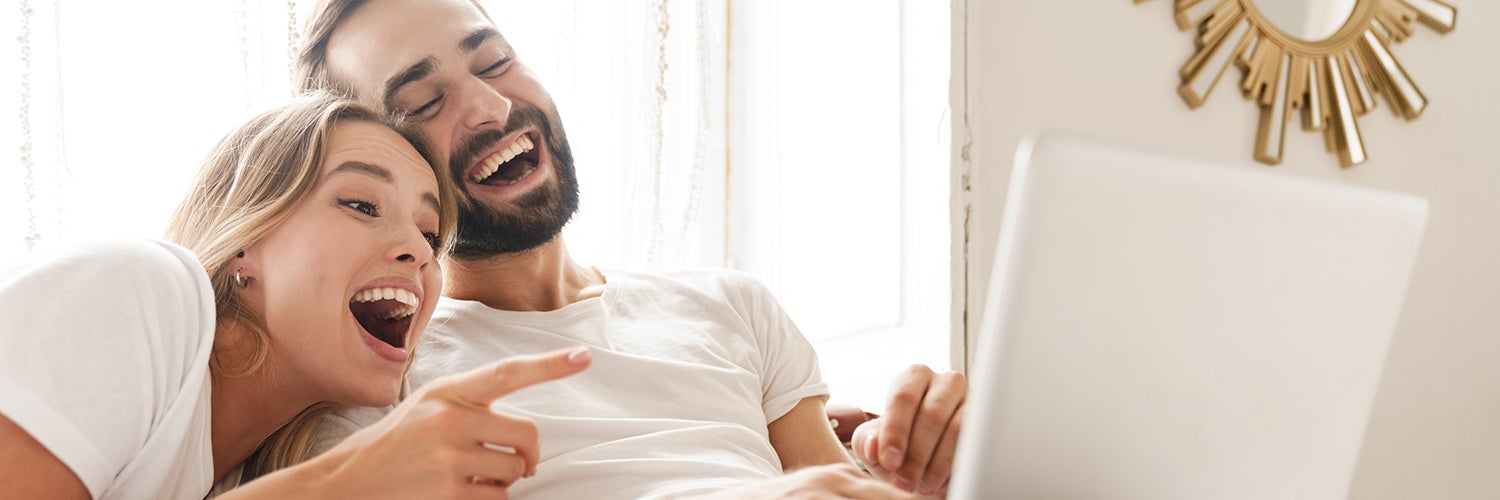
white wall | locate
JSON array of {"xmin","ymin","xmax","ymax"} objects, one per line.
[{"xmin": 954, "ymin": 1, "xmax": 1499, "ymax": 498}]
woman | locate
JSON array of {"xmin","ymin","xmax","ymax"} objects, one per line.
[{"xmin": 0, "ymin": 91, "xmax": 589, "ymax": 499}]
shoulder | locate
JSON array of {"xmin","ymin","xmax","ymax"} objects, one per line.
[
  {"xmin": 10, "ymin": 238, "xmax": 208, "ymax": 289},
  {"xmin": 604, "ymin": 268, "xmax": 782, "ymax": 321},
  {"xmin": 607, "ymin": 267, "xmax": 771, "ymax": 298},
  {"xmin": 307, "ymin": 405, "xmax": 393, "ymax": 458},
  {"xmin": 1, "ymin": 238, "xmax": 215, "ymax": 344}
]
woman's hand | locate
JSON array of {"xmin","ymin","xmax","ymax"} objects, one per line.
[{"xmin": 233, "ymin": 346, "xmax": 591, "ymax": 499}]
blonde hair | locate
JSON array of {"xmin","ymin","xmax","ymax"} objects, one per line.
[
  {"xmin": 165, "ymin": 90, "xmax": 456, "ymax": 479},
  {"xmin": 295, "ymin": 0, "xmax": 493, "ymax": 93}
]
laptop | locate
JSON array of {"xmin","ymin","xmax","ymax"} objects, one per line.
[{"xmin": 947, "ymin": 134, "xmax": 1428, "ymax": 499}]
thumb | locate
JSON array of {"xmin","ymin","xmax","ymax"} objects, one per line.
[
  {"xmin": 438, "ymin": 346, "xmax": 592, "ymax": 406},
  {"xmin": 851, "ymin": 419, "xmax": 885, "ymax": 471}
]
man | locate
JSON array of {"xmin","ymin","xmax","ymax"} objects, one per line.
[{"xmin": 300, "ymin": 0, "xmax": 966, "ymax": 497}]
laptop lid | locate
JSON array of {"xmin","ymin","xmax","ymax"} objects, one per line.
[{"xmin": 948, "ymin": 134, "xmax": 1428, "ymax": 499}]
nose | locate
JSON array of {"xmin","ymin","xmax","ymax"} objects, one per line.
[
  {"xmin": 389, "ymin": 224, "xmax": 434, "ymax": 267},
  {"xmin": 457, "ymin": 76, "xmax": 513, "ymax": 132}
]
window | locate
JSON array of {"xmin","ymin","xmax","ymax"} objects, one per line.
[
  {"xmin": 0, "ymin": 0, "xmax": 951, "ymax": 411},
  {"xmin": 727, "ymin": 0, "xmax": 952, "ymax": 409}
]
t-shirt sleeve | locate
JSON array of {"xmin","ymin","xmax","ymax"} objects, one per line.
[
  {"xmin": 720, "ymin": 270, "xmax": 829, "ymax": 422},
  {"xmin": 0, "ymin": 239, "xmax": 215, "ymax": 498}
]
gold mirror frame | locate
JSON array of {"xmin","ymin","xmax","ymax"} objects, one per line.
[{"xmin": 1139, "ymin": 0, "xmax": 1457, "ymax": 167}]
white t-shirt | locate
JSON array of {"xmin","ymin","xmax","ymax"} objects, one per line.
[
  {"xmin": 0, "ymin": 239, "xmax": 217, "ymax": 499},
  {"xmin": 316, "ymin": 268, "xmax": 828, "ymax": 499}
]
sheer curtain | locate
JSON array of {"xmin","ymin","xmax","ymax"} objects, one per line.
[{"xmin": 1, "ymin": 0, "xmax": 719, "ymax": 271}]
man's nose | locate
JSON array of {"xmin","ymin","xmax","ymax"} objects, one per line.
[{"xmin": 458, "ymin": 78, "xmax": 514, "ymax": 131}]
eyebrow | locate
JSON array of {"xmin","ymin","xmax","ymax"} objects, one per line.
[
  {"xmin": 332, "ymin": 161, "xmax": 443, "ymax": 213},
  {"xmin": 332, "ymin": 161, "xmax": 392, "ymax": 181},
  {"xmin": 379, "ymin": 28, "xmax": 502, "ymax": 112},
  {"xmin": 461, "ymin": 28, "xmax": 499, "ymax": 53},
  {"xmin": 382, "ymin": 57, "xmax": 438, "ymax": 112}
]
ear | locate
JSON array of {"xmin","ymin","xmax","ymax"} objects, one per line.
[{"xmin": 232, "ymin": 246, "xmax": 262, "ymax": 290}]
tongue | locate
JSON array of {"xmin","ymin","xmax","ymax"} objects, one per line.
[{"xmin": 350, "ymin": 300, "xmax": 408, "ymax": 348}]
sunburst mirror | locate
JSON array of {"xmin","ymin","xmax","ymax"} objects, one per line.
[{"xmin": 1139, "ymin": 0, "xmax": 1457, "ymax": 167}]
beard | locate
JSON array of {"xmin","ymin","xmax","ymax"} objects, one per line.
[{"xmin": 446, "ymin": 103, "xmax": 580, "ymax": 259}]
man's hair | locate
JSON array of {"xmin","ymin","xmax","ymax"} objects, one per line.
[
  {"xmin": 164, "ymin": 90, "xmax": 457, "ymax": 479},
  {"xmin": 295, "ymin": 0, "xmax": 367, "ymax": 93},
  {"xmin": 295, "ymin": 0, "xmax": 494, "ymax": 94}
]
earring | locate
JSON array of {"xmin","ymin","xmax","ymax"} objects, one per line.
[
  {"xmin": 236, "ymin": 250, "xmax": 245, "ymax": 258},
  {"xmin": 234, "ymin": 268, "xmax": 249, "ymax": 289}
]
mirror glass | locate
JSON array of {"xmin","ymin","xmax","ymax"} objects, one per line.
[{"xmin": 1254, "ymin": 0, "xmax": 1359, "ymax": 41}]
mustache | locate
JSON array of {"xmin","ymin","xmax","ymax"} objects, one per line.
[{"xmin": 448, "ymin": 105, "xmax": 553, "ymax": 183}]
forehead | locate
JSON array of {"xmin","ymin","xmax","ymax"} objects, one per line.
[
  {"xmin": 323, "ymin": 120, "xmax": 436, "ymax": 189},
  {"xmin": 325, "ymin": 0, "xmax": 497, "ymax": 105}
]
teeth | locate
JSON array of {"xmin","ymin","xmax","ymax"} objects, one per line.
[
  {"xmin": 470, "ymin": 135, "xmax": 537, "ymax": 183},
  {"xmin": 352, "ymin": 287, "xmax": 420, "ymax": 307},
  {"xmin": 352, "ymin": 287, "xmax": 420, "ymax": 321}
]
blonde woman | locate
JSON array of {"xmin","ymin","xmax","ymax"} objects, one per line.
[{"xmin": 0, "ymin": 91, "xmax": 589, "ymax": 499}]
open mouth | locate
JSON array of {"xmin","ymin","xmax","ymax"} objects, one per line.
[
  {"xmin": 471, "ymin": 133, "xmax": 542, "ymax": 186},
  {"xmin": 349, "ymin": 287, "xmax": 419, "ymax": 349}
]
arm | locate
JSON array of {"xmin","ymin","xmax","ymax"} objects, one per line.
[
  {"xmin": 220, "ymin": 347, "xmax": 591, "ymax": 499},
  {"xmin": 0, "ymin": 414, "xmax": 88, "ymax": 500},
  {"xmin": 767, "ymin": 396, "xmax": 855, "ymax": 472}
]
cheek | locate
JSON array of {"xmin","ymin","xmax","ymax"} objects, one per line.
[{"xmin": 423, "ymin": 266, "xmax": 443, "ymax": 303}]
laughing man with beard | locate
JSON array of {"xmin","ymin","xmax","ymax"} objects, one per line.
[{"xmin": 300, "ymin": 0, "xmax": 966, "ymax": 498}]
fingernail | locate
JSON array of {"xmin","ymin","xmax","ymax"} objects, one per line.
[
  {"xmin": 881, "ymin": 446, "xmax": 904, "ymax": 468},
  {"xmin": 892, "ymin": 477, "xmax": 913, "ymax": 492},
  {"xmin": 566, "ymin": 346, "xmax": 591, "ymax": 366},
  {"xmin": 918, "ymin": 483, "xmax": 936, "ymax": 495}
]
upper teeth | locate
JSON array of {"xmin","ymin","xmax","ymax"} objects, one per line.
[
  {"xmin": 352, "ymin": 287, "xmax": 419, "ymax": 320},
  {"xmin": 472, "ymin": 135, "xmax": 535, "ymax": 183}
]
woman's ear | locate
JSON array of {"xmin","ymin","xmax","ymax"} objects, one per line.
[{"xmin": 233, "ymin": 249, "xmax": 256, "ymax": 289}]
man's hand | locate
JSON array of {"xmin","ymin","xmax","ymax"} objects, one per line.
[
  {"xmin": 851, "ymin": 365, "xmax": 966, "ymax": 498},
  {"xmin": 683, "ymin": 464, "xmax": 915, "ymax": 500},
  {"xmin": 308, "ymin": 346, "xmax": 592, "ymax": 499}
]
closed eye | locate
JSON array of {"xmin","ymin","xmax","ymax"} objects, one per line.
[
  {"xmin": 409, "ymin": 96, "xmax": 442, "ymax": 119},
  {"xmin": 478, "ymin": 58, "xmax": 511, "ymax": 77}
]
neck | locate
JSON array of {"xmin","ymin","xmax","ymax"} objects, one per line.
[
  {"xmin": 208, "ymin": 323, "xmax": 322, "ymax": 482},
  {"xmin": 443, "ymin": 237, "xmax": 605, "ymax": 311}
]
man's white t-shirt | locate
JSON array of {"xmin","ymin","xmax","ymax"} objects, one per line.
[
  {"xmin": 0, "ymin": 239, "xmax": 218, "ymax": 499},
  {"xmin": 316, "ymin": 268, "xmax": 828, "ymax": 499}
]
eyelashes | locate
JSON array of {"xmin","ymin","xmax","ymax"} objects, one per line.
[
  {"xmin": 339, "ymin": 197, "xmax": 442, "ymax": 251},
  {"xmin": 403, "ymin": 57, "xmax": 512, "ymax": 120},
  {"xmin": 339, "ymin": 198, "xmax": 380, "ymax": 217}
]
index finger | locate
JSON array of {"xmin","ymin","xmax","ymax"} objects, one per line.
[
  {"xmin": 439, "ymin": 346, "xmax": 592, "ymax": 406},
  {"xmin": 877, "ymin": 365, "xmax": 935, "ymax": 471}
]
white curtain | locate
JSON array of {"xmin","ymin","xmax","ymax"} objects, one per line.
[{"xmin": 1, "ymin": 0, "xmax": 719, "ymax": 271}]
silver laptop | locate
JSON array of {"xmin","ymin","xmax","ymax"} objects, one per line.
[{"xmin": 948, "ymin": 134, "xmax": 1428, "ymax": 499}]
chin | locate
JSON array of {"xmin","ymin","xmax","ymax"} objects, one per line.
[
  {"xmin": 334, "ymin": 369, "xmax": 405, "ymax": 407},
  {"xmin": 342, "ymin": 384, "xmax": 403, "ymax": 408}
]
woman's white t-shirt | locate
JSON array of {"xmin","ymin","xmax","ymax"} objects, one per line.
[{"xmin": 0, "ymin": 239, "xmax": 217, "ymax": 499}]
